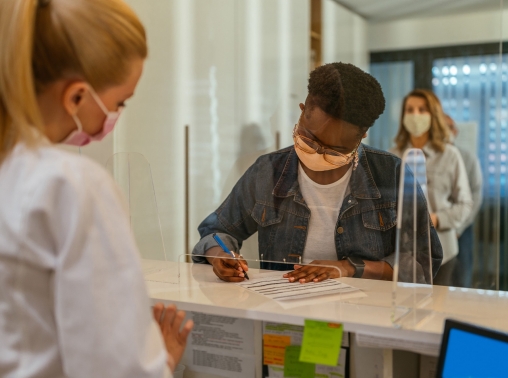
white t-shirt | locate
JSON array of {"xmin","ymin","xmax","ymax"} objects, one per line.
[
  {"xmin": 0, "ymin": 139, "xmax": 170, "ymax": 378},
  {"xmin": 298, "ymin": 164, "xmax": 352, "ymax": 264}
]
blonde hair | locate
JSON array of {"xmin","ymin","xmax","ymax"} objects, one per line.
[
  {"xmin": 0, "ymin": 0, "xmax": 147, "ymax": 160},
  {"xmin": 394, "ymin": 89, "xmax": 450, "ymax": 153}
]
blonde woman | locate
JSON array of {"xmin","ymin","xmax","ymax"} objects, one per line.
[
  {"xmin": 0, "ymin": 0, "xmax": 192, "ymax": 377},
  {"xmin": 390, "ymin": 89, "xmax": 473, "ymax": 285}
]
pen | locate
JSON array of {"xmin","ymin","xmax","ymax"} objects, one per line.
[{"xmin": 212, "ymin": 233, "xmax": 249, "ymax": 280}]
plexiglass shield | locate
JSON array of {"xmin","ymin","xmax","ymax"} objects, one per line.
[
  {"xmin": 106, "ymin": 152, "xmax": 167, "ymax": 260},
  {"xmin": 391, "ymin": 148, "xmax": 434, "ymax": 328}
]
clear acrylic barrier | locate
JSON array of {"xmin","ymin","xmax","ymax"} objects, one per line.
[
  {"xmin": 145, "ymin": 254, "xmax": 355, "ymax": 305},
  {"xmin": 392, "ymin": 149, "xmax": 434, "ymax": 328},
  {"xmin": 105, "ymin": 152, "xmax": 167, "ymax": 260},
  {"xmin": 178, "ymin": 253, "xmax": 341, "ymax": 279}
]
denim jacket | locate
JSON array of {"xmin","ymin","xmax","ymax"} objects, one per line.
[{"xmin": 192, "ymin": 144, "xmax": 443, "ymax": 283}]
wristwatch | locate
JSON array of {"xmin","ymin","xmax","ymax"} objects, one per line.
[{"xmin": 347, "ymin": 256, "xmax": 365, "ymax": 278}]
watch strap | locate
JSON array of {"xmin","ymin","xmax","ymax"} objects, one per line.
[
  {"xmin": 353, "ymin": 263, "xmax": 364, "ymax": 278},
  {"xmin": 347, "ymin": 257, "xmax": 365, "ymax": 278}
]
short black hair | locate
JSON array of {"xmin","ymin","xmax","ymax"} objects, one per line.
[{"xmin": 306, "ymin": 62, "xmax": 385, "ymax": 130}]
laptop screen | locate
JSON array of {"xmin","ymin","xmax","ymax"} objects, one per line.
[{"xmin": 440, "ymin": 321, "xmax": 508, "ymax": 378}]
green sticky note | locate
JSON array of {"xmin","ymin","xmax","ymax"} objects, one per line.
[
  {"xmin": 284, "ymin": 346, "xmax": 315, "ymax": 378},
  {"xmin": 299, "ymin": 319, "xmax": 343, "ymax": 366}
]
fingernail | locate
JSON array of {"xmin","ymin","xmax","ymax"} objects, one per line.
[
  {"xmin": 283, "ymin": 274, "xmax": 288, "ymax": 277},
  {"xmin": 239, "ymin": 273, "xmax": 244, "ymax": 277},
  {"xmin": 289, "ymin": 277, "xmax": 294, "ymax": 282}
]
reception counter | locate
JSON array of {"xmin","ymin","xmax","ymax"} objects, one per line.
[{"xmin": 142, "ymin": 260, "xmax": 508, "ymax": 377}]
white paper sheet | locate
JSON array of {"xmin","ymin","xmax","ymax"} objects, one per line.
[
  {"xmin": 355, "ymin": 333, "xmax": 440, "ymax": 357},
  {"xmin": 315, "ymin": 348, "xmax": 347, "ymax": 377},
  {"xmin": 237, "ymin": 273, "xmax": 360, "ymax": 301},
  {"xmin": 268, "ymin": 365, "xmax": 284, "ymax": 378},
  {"xmin": 182, "ymin": 312, "xmax": 256, "ymax": 378}
]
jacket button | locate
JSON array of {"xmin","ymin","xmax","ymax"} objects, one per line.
[{"xmin": 337, "ymin": 227, "xmax": 344, "ymax": 234}]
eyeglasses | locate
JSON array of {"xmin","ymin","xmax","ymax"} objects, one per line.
[{"xmin": 292, "ymin": 124, "xmax": 360, "ymax": 166}]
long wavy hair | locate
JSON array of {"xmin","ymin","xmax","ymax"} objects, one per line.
[{"xmin": 394, "ymin": 89, "xmax": 450, "ymax": 153}]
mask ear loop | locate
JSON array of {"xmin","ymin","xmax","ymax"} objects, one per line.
[
  {"xmin": 70, "ymin": 114, "xmax": 84, "ymax": 155},
  {"xmin": 71, "ymin": 114, "xmax": 83, "ymax": 132},
  {"xmin": 88, "ymin": 87, "xmax": 110, "ymax": 116}
]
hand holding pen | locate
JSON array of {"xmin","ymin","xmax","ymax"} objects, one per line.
[{"xmin": 204, "ymin": 233, "xmax": 249, "ymax": 282}]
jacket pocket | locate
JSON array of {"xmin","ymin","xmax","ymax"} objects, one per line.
[
  {"xmin": 251, "ymin": 203, "xmax": 284, "ymax": 227},
  {"xmin": 361, "ymin": 206, "xmax": 397, "ymax": 231}
]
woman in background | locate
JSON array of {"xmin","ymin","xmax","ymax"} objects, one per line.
[
  {"xmin": 0, "ymin": 0, "xmax": 191, "ymax": 377},
  {"xmin": 391, "ymin": 89, "xmax": 473, "ymax": 285}
]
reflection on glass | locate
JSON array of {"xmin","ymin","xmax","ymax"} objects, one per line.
[
  {"xmin": 434, "ymin": 56, "xmax": 506, "ymax": 290},
  {"xmin": 106, "ymin": 152, "xmax": 167, "ymax": 261}
]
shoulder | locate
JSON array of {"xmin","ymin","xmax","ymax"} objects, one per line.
[
  {"xmin": 441, "ymin": 144, "xmax": 463, "ymax": 164},
  {"xmin": 245, "ymin": 146, "xmax": 294, "ymax": 176},
  {"xmin": 11, "ymin": 143, "xmax": 118, "ymax": 205},
  {"xmin": 362, "ymin": 144, "xmax": 402, "ymax": 167},
  {"xmin": 254, "ymin": 146, "xmax": 293, "ymax": 165}
]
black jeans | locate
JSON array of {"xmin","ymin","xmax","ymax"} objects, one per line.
[
  {"xmin": 454, "ymin": 225, "xmax": 474, "ymax": 288},
  {"xmin": 434, "ymin": 225, "xmax": 474, "ymax": 287}
]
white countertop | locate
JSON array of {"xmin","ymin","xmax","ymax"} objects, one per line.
[{"xmin": 143, "ymin": 260, "xmax": 508, "ymax": 353}]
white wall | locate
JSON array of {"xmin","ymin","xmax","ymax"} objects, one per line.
[
  {"xmin": 369, "ymin": 8, "xmax": 508, "ymax": 52},
  {"xmin": 110, "ymin": 0, "xmax": 311, "ymax": 261},
  {"xmin": 322, "ymin": 0, "xmax": 369, "ymax": 71},
  {"xmin": 80, "ymin": 0, "xmax": 372, "ymax": 261}
]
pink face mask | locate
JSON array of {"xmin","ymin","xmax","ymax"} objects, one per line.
[{"xmin": 63, "ymin": 87, "xmax": 123, "ymax": 147}]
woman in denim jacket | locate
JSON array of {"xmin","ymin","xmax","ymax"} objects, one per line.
[{"xmin": 193, "ymin": 63, "xmax": 443, "ymax": 284}]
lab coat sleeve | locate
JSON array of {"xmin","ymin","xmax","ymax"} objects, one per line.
[{"xmin": 23, "ymin": 159, "xmax": 171, "ymax": 378}]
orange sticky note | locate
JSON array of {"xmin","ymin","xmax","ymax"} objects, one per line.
[{"xmin": 263, "ymin": 334, "xmax": 291, "ymax": 365}]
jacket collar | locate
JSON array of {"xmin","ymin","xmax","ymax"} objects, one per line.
[
  {"xmin": 272, "ymin": 148, "xmax": 301, "ymax": 199},
  {"xmin": 272, "ymin": 145, "xmax": 381, "ymax": 200},
  {"xmin": 349, "ymin": 145, "xmax": 381, "ymax": 199}
]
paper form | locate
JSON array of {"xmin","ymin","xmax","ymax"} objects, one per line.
[
  {"xmin": 263, "ymin": 322, "xmax": 348, "ymax": 378},
  {"xmin": 237, "ymin": 274, "xmax": 359, "ymax": 301},
  {"xmin": 268, "ymin": 365, "xmax": 284, "ymax": 378},
  {"xmin": 182, "ymin": 312, "xmax": 256, "ymax": 378},
  {"xmin": 263, "ymin": 334, "xmax": 291, "ymax": 365},
  {"xmin": 315, "ymin": 349, "xmax": 347, "ymax": 378}
]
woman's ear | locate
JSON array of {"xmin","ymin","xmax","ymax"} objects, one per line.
[
  {"xmin": 62, "ymin": 81, "xmax": 88, "ymax": 116},
  {"xmin": 299, "ymin": 103, "xmax": 305, "ymax": 111}
]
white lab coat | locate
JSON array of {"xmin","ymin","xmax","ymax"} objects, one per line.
[{"xmin": 0, "ymin": 138, "xmax": 171, "ymax": 378}]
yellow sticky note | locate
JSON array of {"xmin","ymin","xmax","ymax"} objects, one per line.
[
  {"xmin": 263, "ymin": 334, "xmax": 291, "ymax": 365},
  {"xmin": 299, "ymin": 320, "xmax": 343, "ymax": 367}
]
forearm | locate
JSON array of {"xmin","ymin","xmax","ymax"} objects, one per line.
[
  {"xmin": 193, "ymin": 232, "xmax": 240, "ymax": 263},
  {"xmin": 205, "ymin": 246, "xmax": 226, "ymax": 265},
  {"xmin": 362, "ymin": 261, "xmax": 393, "ymax": 281},
  {"xmin": 340, "ymin": 260, "xmax": 393, "ymax": 280}
]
